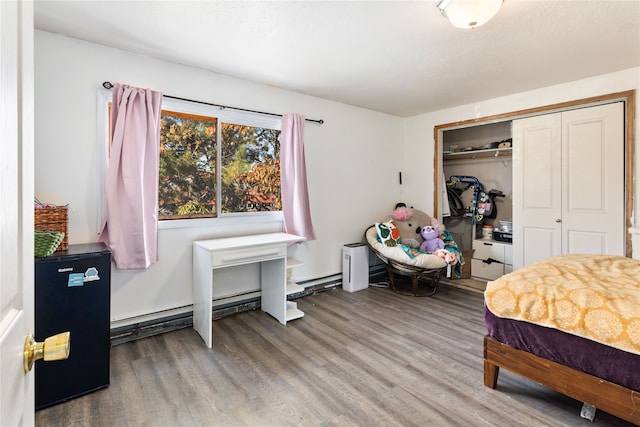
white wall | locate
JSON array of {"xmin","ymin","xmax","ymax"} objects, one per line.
[
  {"xmin": 34, "ymin": 31, "xmax": 404, "ymax": 324},
  {"xmin": 36, "ymin": 30, "xmax": 639, "ymax": 326},
  {"xmin": 403, "ymin": 68, "xmax": 640, "ymax": 224}
]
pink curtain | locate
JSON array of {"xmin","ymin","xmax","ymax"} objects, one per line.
[
  {"xmin": 280, "ymin": 113, "xmax": 316, "ymax": 241},
  {"xmin": 99, "ymin": 83, "xmax": 163, "ymax": 269}
]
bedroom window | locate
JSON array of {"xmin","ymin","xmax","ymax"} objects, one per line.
[
  {"xmin": 158, "ymin": 111, "xmax": 218, "ymax": 219},
  {"xmin": 219, "ymin": 123, "xmax": 281, "ymax": 214},
  {"xmin": 158, "ymin": 111, "xmax": 282, "ymax": 220},
  {"xmin": 100, "ymin": 92, "xmax": 282, "ymax": 225}
]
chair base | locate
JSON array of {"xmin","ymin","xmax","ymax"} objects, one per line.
[
  {"xmin": 386, "ymin": 264, "xmax": 444, "ymax": 297},
  {"xmin": 364, "ymin": 224, "xmax": 448, "ymax": 297}
]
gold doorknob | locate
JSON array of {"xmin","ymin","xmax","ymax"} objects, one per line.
[{"xmin": 23, "ymin": 331, "xmax": 70, "ymax": 373}]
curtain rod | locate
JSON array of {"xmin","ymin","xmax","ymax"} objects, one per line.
[{"xmin": 102, "ymin": 82, "xmax": 324, "ymax": 125}]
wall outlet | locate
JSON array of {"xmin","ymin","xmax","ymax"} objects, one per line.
[{"xmin": 286, "ymin": 268, "xmax": 292, "ymax": 279}]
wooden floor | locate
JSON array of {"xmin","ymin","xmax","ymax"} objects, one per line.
[
  {"xmin": 440, "ymin": 277, "xmax": 487, "ymax": 293},
  {"xmin": 36, "ymin": 284, "xmax": 635, "ymax": 427}
]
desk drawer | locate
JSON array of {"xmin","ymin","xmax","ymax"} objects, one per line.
[{"xmin": 211, "ymin": 245, "xmax": 286, "ymax": 267}]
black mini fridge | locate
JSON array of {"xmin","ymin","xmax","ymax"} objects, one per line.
[{"xmin": 35, "ymin": 242, "xmax": 111, "ymax": 409}]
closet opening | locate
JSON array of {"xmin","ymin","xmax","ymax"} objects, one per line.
[{"xmin": 434, "ymin": 90, "xmax": 635, "ymax": 286}]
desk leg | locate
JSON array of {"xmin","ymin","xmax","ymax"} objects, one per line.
[
  {"xmin": 193, "ymin": 246, "xmax": 213, "ymax": 348},
  {"xmin": 261, "ymin": 258, "xmax": 286, "ymax": 324}
]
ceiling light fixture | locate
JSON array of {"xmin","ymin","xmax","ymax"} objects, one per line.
[{"xmin": 437, "ymin": 0, "xmax": 503, "ymax": 29}]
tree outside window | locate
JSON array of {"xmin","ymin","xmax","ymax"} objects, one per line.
[
  {"xmin": 158, "ymin": 110, "xmax": 281, "ymax": 220},
  {"xmin": 159, "ymin": 111, "xmax": 217, "ymax": 219},
  {"xmin": 221, "ymin": 123, "xmax": 281, "ymax": 213}
]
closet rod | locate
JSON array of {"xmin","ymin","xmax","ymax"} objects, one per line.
[{"xmin": 102, "ymin": 81, "xmax": 324, "ymax": 125}]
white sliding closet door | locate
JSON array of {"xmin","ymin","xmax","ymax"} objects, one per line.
[
  {"xmin": 512, "ymin": 102, "xmax": 624, "ymax": 269},
  {"xmin": 513, "ymin": 113, "xmax": 562, "ymax": 268},
  {"xmin": 561, "ymin": 103, "xmax": 625, "ymax": 256}
]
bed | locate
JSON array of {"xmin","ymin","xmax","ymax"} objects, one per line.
[{"xmin": 483, "ymin": 254, "xmax": 640, "ymax": 424}]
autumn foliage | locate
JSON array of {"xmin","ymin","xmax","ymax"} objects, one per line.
[{"xmin": 158, "ymin": 111, "xmax": 281, "ymax": 219}]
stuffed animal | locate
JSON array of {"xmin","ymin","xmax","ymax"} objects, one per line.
[
  {"xmin": 391, "ymin": 205, "xmax": 413, "ymax": 222},
  {"xmin": 390, "ymin": 203, "xmax": 432, "ymax": 248},
  {"xmin": 420, "ymin": 225, "xmax": 445, "ymax": 253}
]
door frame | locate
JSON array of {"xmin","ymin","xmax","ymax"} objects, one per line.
[{"xmin": 433, "ymin": 90, "xmax": 636, "ymax": 257}]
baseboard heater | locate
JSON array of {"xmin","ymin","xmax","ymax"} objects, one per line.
[{"xmin": 110, "ymin": 272, "xmax": 345, "ymax": 345}]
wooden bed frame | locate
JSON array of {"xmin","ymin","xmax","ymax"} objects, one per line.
[{"xmin": 483, "ymin": 335, "xmax": 640, "ymax": 424}]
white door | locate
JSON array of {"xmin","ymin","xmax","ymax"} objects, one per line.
[
  {"xmin": 512, "ymin": 113, "xmax": 562, "ymax": 268},
  {"xmin": 0, "ymin": 1, "xmax": 35, "ymax": 425},
  {"xmin": 513, "ymin": 103, "xmax": 625, "ymax": 269},
  {"xmin": 561, "ymin": 103, "xmax": 624, "ymax": 256}
]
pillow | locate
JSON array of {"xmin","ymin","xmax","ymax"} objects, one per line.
[{"xmin": 375, "ymin": 221, "xmax": 400, "ymax": 247}]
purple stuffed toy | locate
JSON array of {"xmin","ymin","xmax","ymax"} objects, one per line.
[{"xmin": 420, "ymin": 226, "xmax": 444, "ymax": 253}]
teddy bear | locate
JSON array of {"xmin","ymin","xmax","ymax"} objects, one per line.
[
  {"xmin": 390, "ymin": 203, "xmax": 432, "ymax": 248},
  {"xmin": 420, "ymin": 225, "xmax": 445, "ymax": 253}
]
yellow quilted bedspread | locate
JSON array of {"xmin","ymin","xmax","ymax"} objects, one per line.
[{"xmin": 485, "ymin": 254, "xmax": 640, "ymax": 355}]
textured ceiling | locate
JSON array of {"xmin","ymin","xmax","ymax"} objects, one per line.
[{"xmin": 34, "ymin": 0, "xmax": 640, "ymax": 117}]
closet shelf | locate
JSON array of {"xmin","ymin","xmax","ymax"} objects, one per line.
[{"xmin": 444, "ymin": 147, "xmax": 512, "ymax": 162}]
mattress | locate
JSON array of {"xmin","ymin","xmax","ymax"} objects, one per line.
[
  {"xmin": 484, "ymin": 254, "xmax": 640, "ymax": 356},
  {"xmin": 485, "ymin": 305, "xmax": 640, "ymax": 392}
]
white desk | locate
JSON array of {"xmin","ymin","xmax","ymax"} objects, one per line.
[{"xmin": 192, "ymin": 233, "xmax": 304, "ymax": 348}]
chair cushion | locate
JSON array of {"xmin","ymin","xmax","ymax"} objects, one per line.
[{"xmin": 366, "ymin": 226, "xmax": 447, "ymax": 269}]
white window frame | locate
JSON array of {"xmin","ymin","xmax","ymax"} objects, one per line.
[{"xmin": 97, "ymin": 89, "xmax": 283, "ymax": 231}]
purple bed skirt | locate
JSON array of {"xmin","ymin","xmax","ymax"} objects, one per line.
[{"xmin": 484, "ymin": 305, "xmax": 640, "ymax": 392}]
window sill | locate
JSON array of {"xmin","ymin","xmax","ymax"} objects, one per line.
[{"xmin": 158, "ymin": 211, "xmax": 283, "ymax": 230}]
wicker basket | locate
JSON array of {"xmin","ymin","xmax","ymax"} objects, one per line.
[
  {"xmin": 34, "ymin": 206, "xmax": 68, "ymax": 250},
  {"xmin": 34, "ymin": 231, "xmax": 65, "ymax": 257}
]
